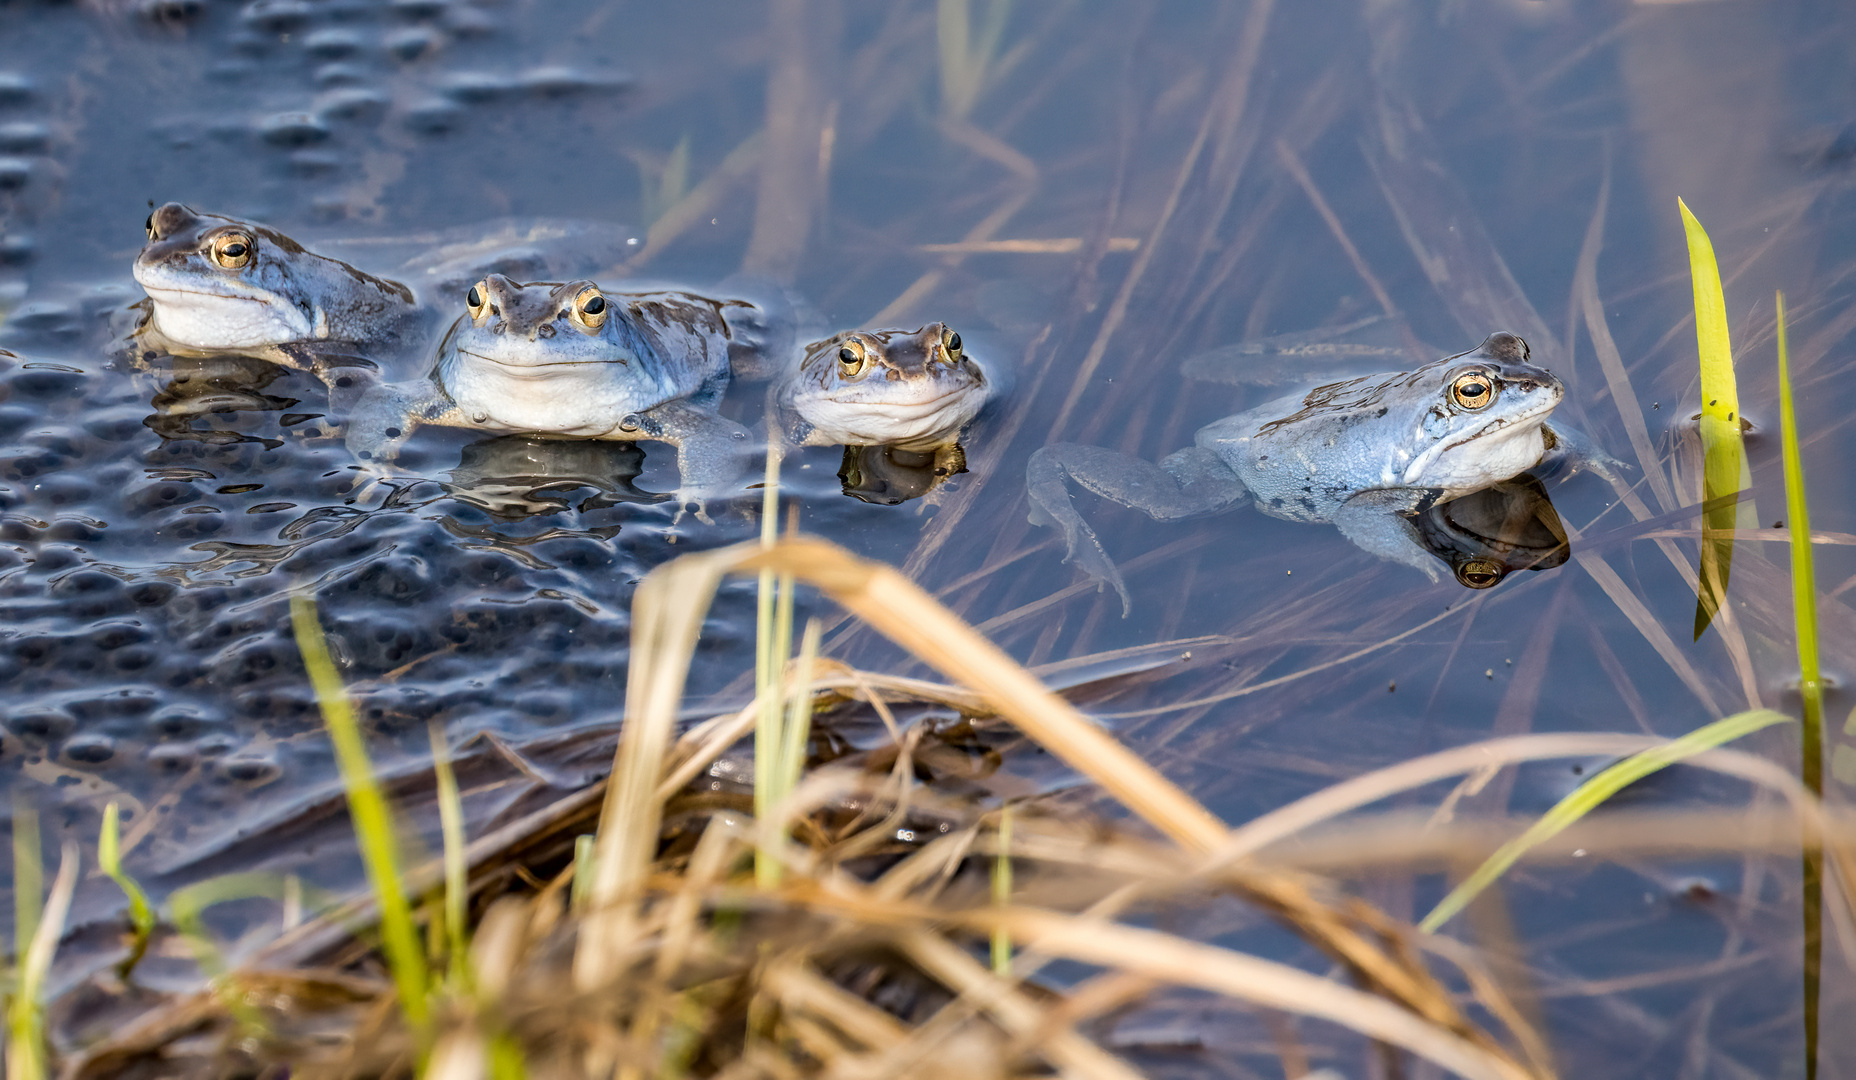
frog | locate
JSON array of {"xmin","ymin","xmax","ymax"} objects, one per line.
[
  {"xmin": 772, "ymin": 323, "xmax": 991, "ymax": 483},
  {"xmin": 1027, "ymin": 332, "xmax": 1602, "ymax": 613},
  {"xmin": 345, "ymin": 273, "xmax": 759, "ymax": 519},
  {"xmin": 131, "ymin": 203, "xmax": 423, "ymax": 377}
]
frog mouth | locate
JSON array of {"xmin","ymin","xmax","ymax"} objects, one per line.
[
  {"xmin": 822, "ymin": 382, "xmax": 979, "ymax": 409},
  {"xmin": 461, "ymin": 348, "xmax": 626, "ymax": 370},
  {"xmin": 139, "ymin": 283, "xmax": 269, "ymax": 304}
]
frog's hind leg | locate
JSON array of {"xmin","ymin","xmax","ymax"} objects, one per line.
[{"xmin": 1027, "ymin": 443, "xmax": 1248, "ymax": 616}]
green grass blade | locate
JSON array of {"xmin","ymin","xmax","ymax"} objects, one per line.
[
  {"xmin": 8, "ymin": 802, "xmax": 45, "ymax": 1080},
  {"xmin": 992, "ymin": 806, "xmax": 1014, "ymax": 976},
  {"xmin": 1680, "ymin": 198, "xmax": 1752, "ymax": 640},
  {"xmin": 778, "ymin": 619, "xmax": 821, "ymax": 800},
  {"xmin": 755, "ymin": 438, "xmax": 786, "ymax": 889},
  {"xmin": 8, "ymin": 842, "xmax": 75, "ymax": 1080},
  {"xmin": 428, "ymin": 722, "xmax": 471, "ymax": 988},
  {"xmin": 290, "ymin": 592, "xmax": 430, "ymax": 1033},
  {"xmin": 98, "ymin": 801, "xmax": 156, "ymax": 980},
  {"xmin": 1776, "ymin": 291, "xmax": 1824, "ymax": 1080},
  {"xmin": 1420, "ymin": 709, "xmax": 1791, "ymax": 933},
  {"xmin": 1777, "ymin": 292, "xmax": 1823, "ymax": 772},
  {"xmin": 12, "ymin": 794, "xmax": 41, "ymax": 975},
  {"xmin": 571, "ymin": 834, "xmax": 596, "ymax": 911}
]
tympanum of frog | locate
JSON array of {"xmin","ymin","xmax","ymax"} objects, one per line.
[
  {"xmin": 1028, "ymin": 332, "xmax": 1604, "ymax": 613},
  {"xmin": 774, "ymin": 323, "xmax": 989, "ymax": 481},
  {"xmin": 132, "ymin": 203, "xmax": 420, "ymax": 375},
  {"xmin": 346, "ymin": 274, "xmax": 757, "ymax": 518}
]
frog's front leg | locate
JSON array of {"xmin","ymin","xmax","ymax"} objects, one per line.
[
  {"xmin": 1027, "ymin": 443, "xmax": 1249, "ymax": 616},
  {"xmin": 626, "ymin": 400, "xmax": 752, "ymax": 524},
  {"xmin": 1328, "ymin": 489, "xmax": 1441, "ymax": 580},
  {"xmin": 346, "ymin": 379, "xmax": 462, "ymax": 466},
  {"xmin": 1540, "ymin": 421, "xmax": 1627, "ymax": 486}
]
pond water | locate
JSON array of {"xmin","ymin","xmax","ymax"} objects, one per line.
[{"xmin": 5, "ymin": 0, "xmax": 1856, "ymax": 1074}]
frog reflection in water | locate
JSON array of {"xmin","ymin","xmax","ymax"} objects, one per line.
[
  {"xmin": 347, "ymin": 274, "xmax": 758, "ymax": 517},
  {"xmin": 132, "ymin": 203, "xmax": 421, "ymax": 375},
  {"xmin": 1414, "ymin": 475, "xmax": 1570, "ymax": 589},
  {"xmin": 445, "ymin": 435, "xmax": 666, "ymax": 521},
  {"xmin": 1029, "ymin": 332, "xmax": 1599, "ymax": 613},
  {"xmin": 774, "ymin": 323, "xmax": 991, "ymax": 501}
]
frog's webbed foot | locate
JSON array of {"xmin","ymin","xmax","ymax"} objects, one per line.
[
  {"xmin": 627, "ymin": 401, "xmax": 753, "ymax": 524},
  {"xmin": 1027, "ymin": 443, "xmax": 1248, "ymax": 616},
  {"xmin": 346, "ymin": 379, "xmax": 453, "ymax": 466},
  {"xmin": 1330, "ymin": 489, "xmax": 1441, "ymax": 581},
  {"xmin": 1540, "ymin": 421, "xmax": 1628, "ymax": 487}
]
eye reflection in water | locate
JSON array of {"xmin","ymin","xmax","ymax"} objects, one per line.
[
  {"xmin": 836, "ymin": 442, "xmax": 968, "ymax": 506},
  {"xmin": 1413, "ymin": 475, "xmax": 1570, "ymax": 589}
]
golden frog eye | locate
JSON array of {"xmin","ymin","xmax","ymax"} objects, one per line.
[
  {"xmin": 1450, "ymin": 371, "xmax": 1495, "ymax": 411},
  {"xmin": 466, "ymin": 281, "xmax": 490, "ymax": 320},
  {"xmin": 837, "ymin": 343, "xmax": 864, "ymax": 374},
  {"xmin": 210, "ymin": 232, "xmax": 253, "ymax": 269},
  {"xmin": 1455, "ymin": 558, "xmax": 1504, "ymax": 589},
  {"xmin": 144, "ymin": 213, "xmax": 156, "ymax": 241},
  {"xmin": 940, "ymin": 326, "xmax": 963, "ymax": 360},
  {"xmin": 572, "ymin": 287, "xmax": 608, "ymax": 331}
]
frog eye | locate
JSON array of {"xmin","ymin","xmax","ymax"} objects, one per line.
[
  {"xmin": 1450, "ymin": 372, "xmax": 1495, "ymax": 411},
  {"xmin": 144, "ymin": 214, "xmax": 156, "ymax": 241},
  {"xmin": 1455, "ymin": 558, "xmax": 1504, "ymax": 589},
  {"xmin": 572, "ymin": 288, "xmax": 608, "ymax": 331},
  {"xmin": 210, "ymin": 233, "xmax": 253, "ymax": 270},
  {"xmin": 466, "ymin": 281, "xmax": 490, "ymax": 320},
  {"xmin": 837, "ymin": 342, "xmax": 867, "ymax": 373},
  {"xmin": 941, "ymin": 327, "xmax": 963, "ymax": 361}
]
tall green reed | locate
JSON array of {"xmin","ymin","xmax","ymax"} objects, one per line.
[
  {"xmin": 754, "ymin": 441, "xmax": 817, "ymax": 887},
  {"xmin": 98, "ymin": 802, "xmax": 155, "ymax": 980},
  {"xmin": 1679, "ymin": 199, "xmax": 1754, "ymax": 639},
  {"xmin": 1775, "ymin": 291, "xmax": 1825, "ymax": 1079},
  {"xmin": 1419, "ymin": 710, "xmax": 1790, "ymax": 933},
  {"xmin": 290, "ymin": 592, "xmax": 430, "ymax": 1034}
]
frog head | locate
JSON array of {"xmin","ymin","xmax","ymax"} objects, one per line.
[
  {"xmin": 133, "ymin": 203, "xmax": 414, "ymax": 354},
  {"xmin": 443, "ymin": 274, "xmax": 643, "ymax": 374},
  {"xmin": 788, "ymin": 323, "xmax": 987, "ymax": 449},
  {"xmin": 1397, "ymin": 332, "xmax": 1564, "ymax": 491}
]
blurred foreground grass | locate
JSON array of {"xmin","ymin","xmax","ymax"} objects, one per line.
[{"xmin": 13, "ymin": 531, "xmax": 1852, "ymax": 1080}]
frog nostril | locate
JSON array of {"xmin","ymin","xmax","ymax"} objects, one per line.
[
  {"xmin": 537, "ymin": 324, "xmax": 555, "ymax": 338},
  {"xmin": 492, "ymin": 323, "xmax": 506, "ymax": 335}
]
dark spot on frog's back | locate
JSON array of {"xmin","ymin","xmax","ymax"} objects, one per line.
[{"xmin": 1477, "ymin": 332, "xmax": 1528, "ymax": 361}]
